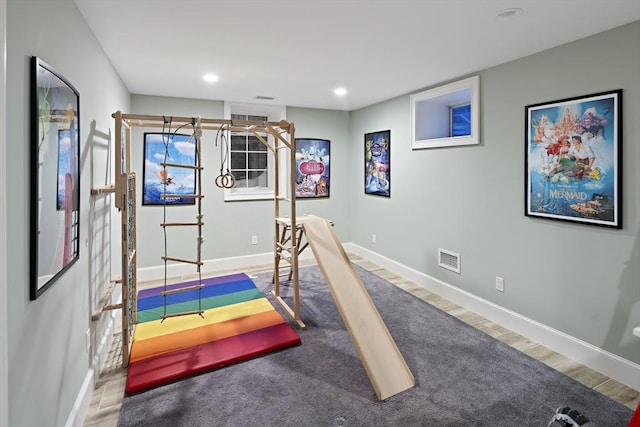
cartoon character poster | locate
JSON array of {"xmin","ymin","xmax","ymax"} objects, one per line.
[
  {"xmin": 525, "ymin": 90, "xmax": 621, "ymax": 228},
  {"xmin": 365, "ymin": 130, "xmax": 390, "ymax": 197},
  {"xmin": 295, "ymin": 138, "xmax": 330, "ymax": 198},
  {"xmin": 142, "ymin": 133, "xmax": 197, "ymax": 205}
]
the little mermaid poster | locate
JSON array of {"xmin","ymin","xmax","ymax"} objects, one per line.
[{"xmin": 525, "ymin": 90, "xmax": 622, "ymax": 228}]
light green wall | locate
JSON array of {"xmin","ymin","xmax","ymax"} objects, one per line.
[
  {"xmin": 284, "ymin": 107, "xmax": 352, "ymax": 241},
  {"xmin": 349, "ymin": 21, "xmax": 640, "ymax": 364},
  {"xmin": 129, "ymin": 97, "xmax": 352, "ymax": 268},
  {"xmin": 4, "ymin": 1, "xmax": 638, "ymax": 425},
  {"xmin": 0, "ymin": 0, "xmax": 7, "ymax": 425},
  {"xmin": 6, "ymin": 1, "xmax": 130, "ymax": 426}
]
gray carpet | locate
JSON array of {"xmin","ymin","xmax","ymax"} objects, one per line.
[{"xmin": 118, "ymin": 265, "xmax": 634, "ymax": 426}]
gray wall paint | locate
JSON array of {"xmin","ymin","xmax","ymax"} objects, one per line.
[
  {"xmin": 3, "ymin": 1, "xmax": 638, "ymax": 425},
  {"xmin": 129, "ymin": 97, "xmax": 352, "ymax": 269},
  {"xmin": 349, "ymin": 21, "xmax": 640, "ymax": 364},
  {"xmin": 287, "ymin": 107, "xmax": 352, "ymax": 241},
  {"xmin": 6, "ymin": 1, "xmax": 130, "ymax": 426},
  {"xmin": 0, "ymin": 0, "xmax": 7, "ymax": 424}
]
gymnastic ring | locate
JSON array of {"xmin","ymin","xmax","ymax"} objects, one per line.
[
  {"xmin": 222, "ymin": 173, "xmax": 235, "ymax": 188},
  {"xmin": 215, "ymin": 173, "xmax": 235, "ymax": 189}
]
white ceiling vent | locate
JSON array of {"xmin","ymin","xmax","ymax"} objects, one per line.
[{"xmin": 438, "ymin": 248, "xmax": 460, "ymax": 274}]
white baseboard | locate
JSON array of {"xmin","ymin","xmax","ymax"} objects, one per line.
[
  {"xmin": 347, "ymin": 243, "xmax": 640, "ymax": 392},
  {"xmin": 137, "ymin": 252, "xmax": 272, "ymax": 282},
  {"xmin": 66, "ymin": 310, "xmax": 117, "ymax": 427},
  {"xmin": 65, "ymin": 368, "xmax": 94, "ymax": 427},
  {"xmin": 137, "ymin": 250, "xmax": 316, "ymax": 283}
]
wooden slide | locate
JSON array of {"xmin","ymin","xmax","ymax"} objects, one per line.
[{"xmin": 300, "ymin": 216, "xmax": 415, "ymax": 400}]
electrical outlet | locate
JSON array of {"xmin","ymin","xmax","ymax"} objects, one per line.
[
  {"xmin": 372, "ymin": 234, "xmax": 377, "ymax": 243},
  {"xmin": 495, "ymin": 276, "xmax": 505, "ymax": 292},
  {"xmin": 251, "ymin": 235, "xmax": 257, "ymax": 245}
]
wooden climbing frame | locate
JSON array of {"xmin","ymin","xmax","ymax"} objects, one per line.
[{"xmin": 90, "ymin": 111, "xmax": 303, "ymax": 366}]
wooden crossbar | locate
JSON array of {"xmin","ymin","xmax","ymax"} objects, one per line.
[
  {"xmin": 91, "ymin": 185, "xmax": 116, "ymax": 195},
  {"xmin": 161, "ymin": 256, "xmax": 203, "ymax": 266},
  {"xmin": 161, "ymin": 310, "xmax": 204, "ymax": 320},
  {"xmin": 161, "ymin": 284, "xmax": 204, "ymax": 296},
  {"xmin": 160, "ymin": 194, "xmax": 204, "ymax": 199},
  {"xmin": 160, "ymin": 162, "xmax": 203, "ymax": 170},
  {"xmin": 91, "ymin": 279, "xmax": 121, "ymax": 321},
  {"xmin": 160, "ymin": 222, "xmax": 204, "ymax": 227}
]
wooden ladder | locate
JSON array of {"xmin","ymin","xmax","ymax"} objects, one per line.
[
  {"xmin": 159, "ymin": 118, "xmax": 206, "ymax": 321},
  {"xmin": 274, "ymin": 217, "xmax": 307, "ymax": 282}
]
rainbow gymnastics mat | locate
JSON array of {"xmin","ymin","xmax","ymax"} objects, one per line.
[{"xmin": 125, "ymin": 272, "xmax": 301, "ymax": 394}]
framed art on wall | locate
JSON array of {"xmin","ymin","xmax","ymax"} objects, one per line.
[
  {"xmin": 525, "ymin": 89, "xmax": 622, "ymax": 228},
  {"xmin": 365, "ymin": 130, "xmax": 390, "ymax": 197},
  {"xmin": 30, "ymin": 57, "xmax": 80, "ymax": 299},
  {"xmin": 142, "ymin": 132, "xmax": 196, "ymax": 205},
  {"xmin": 295, "ymin": 138, "xmax": 330, "ymax": 198}
]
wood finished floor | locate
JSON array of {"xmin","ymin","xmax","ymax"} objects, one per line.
[{"xmin": 82, "ymin": 255, "xmax": 639, "ymax": 426}]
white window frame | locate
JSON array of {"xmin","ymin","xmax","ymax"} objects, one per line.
[
  {"xmin": 410, "ymin": 75, "xmax": 480, "ymax": 149},
  {"xmin": 223, "ymin": 101, "xmax": 287, "ymax": 201}
]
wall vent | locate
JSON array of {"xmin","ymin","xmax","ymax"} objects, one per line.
[
  {"xmin": 438, "ymin": 248, "xmax": 460, "ymax": 274},
  {"xmin": 254, "ymin": 95, "xmax": 276, "ymax": 100}
]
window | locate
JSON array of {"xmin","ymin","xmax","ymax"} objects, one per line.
[
  {"xmin": 410, "ymin": 75, "xmax": 480, "ymax": 149},
  {"xmin": 223, "ymin": 102, "xmax": 287, "ymax": 201},
  {"xmin": 230, "ymin": 114, "xmax": 269, "ymax": 189},
  {"xmin": 450, "ymin": 103, "xmax": 471, "ymax": 137}
]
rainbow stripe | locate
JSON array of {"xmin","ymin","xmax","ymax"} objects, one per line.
[{"xmin": 125, "ymin": 273, "xmax": 301, "ymax": 394}]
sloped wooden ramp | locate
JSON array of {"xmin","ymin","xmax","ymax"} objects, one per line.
[{"xmin": 300, "ymin": 216, "xmax": 415, "ymax": 400}]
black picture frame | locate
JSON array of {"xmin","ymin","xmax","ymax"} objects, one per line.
[
  {"xmin": 364, "ymin": 130, "xmax": 390, "ymax": 197},
  {"xmin": 525, "ymin": 89, "xmax": 622, "ymax": 229},
  {"xmin": 295, "ymin": 138, "xmax": 330, "ymax": 198},
  {"xmin": 142, "ymin": 132, "xmax": 197, "ymax": 206},
  {"xmin": 30, "ymin": 57, "xmax": 81, "ymax": 299}
]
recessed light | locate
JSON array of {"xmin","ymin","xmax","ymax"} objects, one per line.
[
  {"xmin": 334, "ymin": 87, "xmax": 347, "ymax": 96},
  {"xmin": 203, "ymin": 73, "xmax": 218, "ymax": 83},
  {"xmin": 496, "ymin": 8, "xmax": 523, "ymax": 21}
]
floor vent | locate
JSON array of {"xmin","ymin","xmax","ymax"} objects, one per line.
[{"xmin": 438, "ymin": 248, "xmax": 460, "ymax": 274}]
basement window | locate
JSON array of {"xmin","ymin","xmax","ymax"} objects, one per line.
[
  {"xmin": 223, "ymin": 102, "xmax": 287, "ymax": 201},
  {"xmin": 410, "ymin": 75, "xmax": 480, "ymax": 149}
]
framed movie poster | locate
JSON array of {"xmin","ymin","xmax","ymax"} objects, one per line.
[
  {"xmin": 142, "ymin": 133, "xmax": 196, "ymax": 205},
  {"xmin": 295, "ymin": 138, "xmax": 330, "ymax": 198},
  {"xmin": 30, "ymin": 57, "xmax": 80, "ymax": 300},
  {"xmin": 365, "ymin": 130, "xmax": 390, "ymax": 197},
  {"xmin": 525, "ymin": 90, "xmax": 622, "ymax": 228}
]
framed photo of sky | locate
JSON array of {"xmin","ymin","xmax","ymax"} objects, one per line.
[{"xmin": 142, "ymin": 133, "xmax": 196, "ymax": 205}]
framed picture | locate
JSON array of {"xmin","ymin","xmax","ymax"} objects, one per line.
[
  {"xmin": 525, "ymin": 90, "xmax": 622, "ymax": 228},
  {"xmin": 295, "ymin": 138, "xmax": 330, "ymax": 198},
  {"xmin": 365, "ymin": 130, "xmax": 390, "ymax": 197},
  {"xmin": 142, "ymin": 132, "xmax": 196, "ymax": 205},
  {"xmin": 30, "ymin": 57, "xmax": 80, "ymax": 300}
]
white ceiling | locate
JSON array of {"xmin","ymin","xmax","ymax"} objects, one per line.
[{"xmin": 74, "ymin": 0, "xmax": 640, "ymax": 111}]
